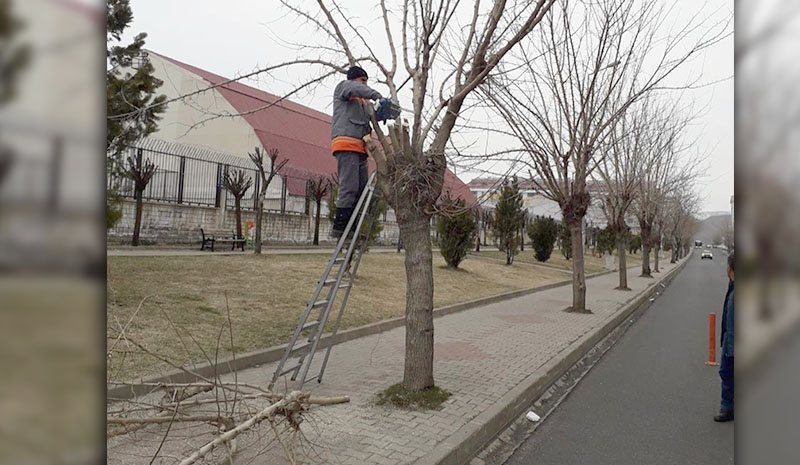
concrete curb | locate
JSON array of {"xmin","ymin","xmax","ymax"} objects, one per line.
[
  {"xmin": 107, "ymin": 267, "xmax": 621, "ymax": 400},
  {"xmin": 413, "ymin": 255, "xmax": 692, "ymax": 465}
]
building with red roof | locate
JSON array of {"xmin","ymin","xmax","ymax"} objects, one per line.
[{"xmin": 145, "ymin": 51, "xmax": 475, "ymax": 204}]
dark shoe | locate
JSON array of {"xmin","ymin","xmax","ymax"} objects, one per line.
[
  {"xmin": 714, "ymin": 410, "xmax": 734, "ymax": 422},
  {"xmin": 330, "ymin": 207, "xmax": 354, "ymax": 239}
]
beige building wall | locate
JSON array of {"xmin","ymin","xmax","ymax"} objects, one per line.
[{"xmin": 147, "ymin": 54, "xmax": 262, "ymax": 160}]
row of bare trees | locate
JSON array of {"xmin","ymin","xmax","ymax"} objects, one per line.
[
  {"xmin": 222, "ymin": 153, "xmax": 337, "ymax": 250},
  {"xmin": 594, "ymin": 96, "xmax": 703, "ymax": 291},
  {"xmin": 481, "ymin": 0, "xmax": 726, "ymax": 312},
  {"xmin": 122, "ymin": 144, "xmax": 341, "ymax": 250}
]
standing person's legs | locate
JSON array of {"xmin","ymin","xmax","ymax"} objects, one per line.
[
  {"xmin": 332, "ymin": 151, "xmax": 362, "ymax": 237},
  {"xmin": 357, "ymin": 154, "xmax": 368, "ymax": 202},
  {"xmin": 715, "ymin": 353, "xmax": 734, "ymax": 421}
]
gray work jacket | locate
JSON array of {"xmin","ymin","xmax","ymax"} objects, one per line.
[{"xmin": 331, "ymin": 80, "xmax": 382, "ymax": 141}]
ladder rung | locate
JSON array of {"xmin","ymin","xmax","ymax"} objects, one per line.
[
  {"xmin": 290, "ymin": 341, "xmax": 311, "ymax": 354},
  {"xmin": 305, "ymin": 374, "xmax": 319, "ymax": 383},
  {"xmin": 323, "ymin": 279, "xmax": 351, "ymax": 289},
  {"xmin": 279, "ymin": 364, "xmax": 301, "ymax": 377},
  {"xmin": 301, "ymin": 321, "xmax": 320, "ymax": 331},
  {"xmin": 333, "ymin": 257, "xmax": 346, "ymax": 264},
  {"xmin": 311, "ymin": 299, "xmax": 329, "ymax": 308}
]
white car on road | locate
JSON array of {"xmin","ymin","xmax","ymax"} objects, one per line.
[{"xmin": 701, "ymin": 250, "xmax": 713, "ymax": 260}]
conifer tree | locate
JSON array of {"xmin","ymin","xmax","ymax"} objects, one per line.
[{"xmin": 493, "ymin": 177, "xmax": 525, "ymax": 265}]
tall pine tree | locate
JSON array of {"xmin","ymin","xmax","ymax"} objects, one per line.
[
  {"xmin": 0, "ymin": 0, "xmax": 29, "ymax": 106},
  {"xmin": 106, "ymin": 0, "xmax": 166, "ymax": 228},
  {"xmin": 493, "ymin": 177, "xmax": 525, "ymax": 265},
  {"xmin": 437, "ymin": 196, "xmax": 477, "ymax": 268},
  {"xmin": 106, "ymin": 0, "xmax": 166, "ymax": 175},
  {"xmin": 0, "ymin": 0, "xmax": 29, "ymax": 190}
]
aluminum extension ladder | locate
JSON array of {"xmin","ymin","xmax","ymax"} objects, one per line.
[{"xmin": 269, "ymin": 172, "xmax": 379, "ymax": 390}]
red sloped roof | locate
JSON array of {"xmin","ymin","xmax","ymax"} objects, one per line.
[
  {"xmin": 442, "ymin": 169, "xmax": 475, "ymax": 205},
  {"xmin": 153, "ymin": 51, "xmax": 475, "ymax": 205}
]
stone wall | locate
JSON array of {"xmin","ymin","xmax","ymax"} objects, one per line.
[{"xmin": 108, "ymin": 199, "xmax": 400, "ymax": 246}]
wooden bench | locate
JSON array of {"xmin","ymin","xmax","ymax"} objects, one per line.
[{"xmin": 200, "ymin": 228, "xmax": 246, "ymax": 251}]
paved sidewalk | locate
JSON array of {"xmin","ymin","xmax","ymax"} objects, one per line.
[{"xmin": 108, "ymin": 259, "xmax": 683, "ymax": 465}]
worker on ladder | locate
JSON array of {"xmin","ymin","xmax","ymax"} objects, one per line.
[{"xmin": 330, "ymin": 66, "xmax": 392, "ymax": 239}]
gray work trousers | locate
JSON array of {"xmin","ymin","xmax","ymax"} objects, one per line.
[{"xmin": 335, "ymin": 151, "xmax": 368, "ymax": 208}]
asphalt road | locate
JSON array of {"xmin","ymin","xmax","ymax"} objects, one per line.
[{"xmin": 506, "ymin": 250, "xmax": 735, "ymax": 465}]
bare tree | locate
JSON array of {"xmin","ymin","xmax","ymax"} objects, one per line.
[
  {"xmin": 268, "ymin": 0, "xmax": 562, "ymax": 392},
  {"xmin": 249, "ymin": 147, "xmax": 287, "ymax": 254},
  {"xmin": 633, "ymin": 103, "xmax": 699, "ymax": 277},
  {"xmin": 595, "ymin": 102, "xmax": 650, "ymax": 290},
  {"xmin": 519, "ymin": 210, "xmax": 529, "ymax": 252},
  {"xmin": 482, "ymin": 0, "xmax": 727, "ymax": 311},
  {"xmin": 663, "ymin": 190, "xmax": 700, "ymax": 264},
  {"xmin": 307, "ymin": 175, "xmax": 332, "ymax": 246},
  {"xmin": 123, "ymin": 154, "xmax": 157, "ymax": 246},
  {"xmin": 222, "ymin": 168, "xmax": 254, "ymax": 240},
  {"xmin": 481, "ymin": 206, "xmax": 494, "ymax": 248}
]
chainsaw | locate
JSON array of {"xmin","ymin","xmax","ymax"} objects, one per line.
[{"xmin": 373, "ymin": 98, "xmax": 408, "ymax": 123}]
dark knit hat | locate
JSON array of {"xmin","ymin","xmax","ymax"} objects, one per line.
[{"xmin": 346, "ymin": 66, "xmax": 368, "ymax": 80}]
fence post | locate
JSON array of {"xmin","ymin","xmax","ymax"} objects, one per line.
[
  {"xmin": 280, "ymin": 175, "xmax": 287, "ymax": 214},
  {"xmin": 214, "ymin": 163, "xmax": 223, "ymax": 208},
  {"xmin": 177, "ymin": 156, "xmax": 186, "ymax": 204}
]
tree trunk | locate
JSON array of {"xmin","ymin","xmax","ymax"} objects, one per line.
[
  {"xmin": 520, "ymin": 228, "xmax": 524, "ymax": 252},
  {"xmin": 568, "ymin": 221, "xmax": 587, "ymax": 312},
  {"xmin": 616, "ymin": 234, "xmax": 629, "ymax": 290},
  {"xmin": 399, "ymin": 214, "xmax": 435, "ymax": 391},
  {"xmin": 671, "ymin": 238, "xmax": 678, "ymax": 263},
  {"xmin": 641, "ymin": 242, "xmax": 652, "ymax": 277},
  {"xmin": 313, "ymin": 198, "xmax": 321, "ymax": 245},
  {"xmin": 234, "ymin": 196, "xmax": 243, "ymax": 239},
  {"xmin": 254, "ymin": 191, "xmax": 264, "ymax": 254},
  {"xmin": 132, "ymin": 192, "xmax": 143, "ymax": 246},
  {"xmin": 640, "ymin": 222, "xmax": 652, "ymax": 278},
  {"xmin": 653, "ymin": 237, "xmax": 661, "ymax": 272},
  {"xmin": 475, "ymin": 230, "xmax": 481, "ymax": 252}
]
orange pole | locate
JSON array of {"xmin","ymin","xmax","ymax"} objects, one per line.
[{"xmin": 705, "ymin": 313, "xmax": 719, "ymax": 366}]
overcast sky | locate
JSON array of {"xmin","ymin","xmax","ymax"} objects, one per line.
[{"xmin": 114, "ymin": 0, "xmax": 734, "ymax": 213}]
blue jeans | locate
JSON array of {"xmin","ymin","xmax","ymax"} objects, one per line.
[{"xmin": 719, "ymin": 353, "xmax": 734, "ymax": 412}]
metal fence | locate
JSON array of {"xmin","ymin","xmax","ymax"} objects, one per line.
[
  {"xmin": 1, "ymin": 116, "xmax": 103, "ymax": 271},
  {"xmin": 108, "ymin": 138, "xmax": 323, "ymax": 215}
]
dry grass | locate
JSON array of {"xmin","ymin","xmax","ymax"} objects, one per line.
[
  {"xmin": 107, "ymin": 252, "xmax": 568, "ymax": 381},
  {"xmin": 470, "ymin": 248, "xmax": 644, "ymax": 273},
  {"xmin": 1, "ymin": 278, "xmax": 102, "ymax": 464}
]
